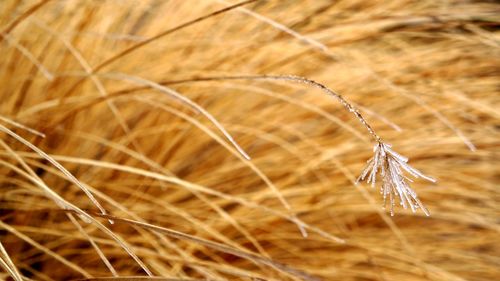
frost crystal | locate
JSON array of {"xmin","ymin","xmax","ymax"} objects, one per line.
[{"xmin": 356, "ymin": 142, "xmax": 436, "ymax": 216}]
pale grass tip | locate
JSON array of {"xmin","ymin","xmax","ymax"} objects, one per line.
[{"xmin": 356, "ymin": 142, "xmax": 436, "ymax": 216}]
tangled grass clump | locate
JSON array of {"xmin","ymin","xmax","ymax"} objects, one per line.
[{"xmin": 0, "ymin": 0, "xmax": 499, "ymax": 280}]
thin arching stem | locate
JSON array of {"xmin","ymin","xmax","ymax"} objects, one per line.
[
  {"xmin": 157, "ymin": 74, "xmax": 383, "ymax": 143},
  {"xmin": 0, "ymin": 0, "xmax": 52, "ymax": 36}
]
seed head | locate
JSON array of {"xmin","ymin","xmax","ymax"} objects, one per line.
[{"xmin": 357, "ymin": 142, "xmax": 436, "ymax": 216}]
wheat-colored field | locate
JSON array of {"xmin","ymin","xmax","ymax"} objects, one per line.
[{"xmin": 0, "ymin": 1, "xmax": 498, "ymax": 280}]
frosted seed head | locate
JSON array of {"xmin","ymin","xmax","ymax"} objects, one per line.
[{"xmin": 357, "ymin": 142, "xmax": 436, "ymax": 216}]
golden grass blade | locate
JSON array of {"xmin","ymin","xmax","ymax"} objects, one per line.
[
  {"xmin": 0, "ymin": 0, "xmax": 51, "ymax": 35},
  {"xmin": 1, "ymin": 149, "xmax": 345, "ymax": 244},
  {"xmin": 0, "ymin": 115, "xmax": 45, "ymax": 137},
  {"xmin": 80, "ymin": 212, "xmax": 320, "ymax": 281},
  {"xmin": 0, "ymin": 33, "xmax": 54, "ymax": 81},
  {"xmin": 0, "ymin": 152, "xmax": 153, "ymax": 277},
  {"xmin": 0, "ymin": 241, "xmax": 23, "ymax": 281},
  {"xmin": 74, "ymin": 277, "xmax": 205, "ymax": 281},
  {"xmin": 100, "ymin": 73, "xmax": 251, "ymax": 160},
  {"xmin": 67, "ymin": 213, "xmax": 118, "ymax": 276},
  {"xmin": 0, "ymin": 220, "xmax": 92, "ymax": 278},
  {"xmin": 0, "ymin": 124, "xmax": 108, "ymax": 216},
  {"xmin": 92, "ymin": 0, "xmax": 258, "ymax": 72}
]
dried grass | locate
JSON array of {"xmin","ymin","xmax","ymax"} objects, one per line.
[{"xmin": 0, "ymin": 0, "xmax": 498, "ymax": 280}]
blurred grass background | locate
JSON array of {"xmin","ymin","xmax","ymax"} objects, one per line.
[{"xmin": 0, "ymin": 0, "xmax": 498, "ymax": 280}]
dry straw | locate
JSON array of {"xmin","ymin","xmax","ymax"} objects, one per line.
[{"xmin": 0, "ymin": 0, "xmax": 498, "ymax": 281}]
